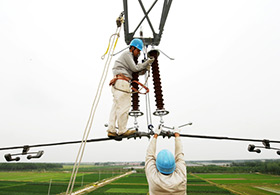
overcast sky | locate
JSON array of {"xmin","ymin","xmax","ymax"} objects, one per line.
[{"xmin": 1, "ymin": 0, "xmax": 280, "ymax": 163}]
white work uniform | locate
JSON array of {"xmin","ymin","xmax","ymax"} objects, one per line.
[
  {"xmin": 108, "ymin": 79, "xmax": 131, "ymax": 134},
  {"xmin": 145, "ymin": 137, "xmax": 187, "ymax": 195},
  {"xmin": 108, "ymin": 50, "xmax": 149, "ymax": 134}
]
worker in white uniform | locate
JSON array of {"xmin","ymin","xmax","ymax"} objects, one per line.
[
  {"xmin": 145, "ymin": 127, "xmax": 187, "ymax": 194},
  {"xmin": 107, "ymin": 38, "xmax": 154, "ymax": 138}
]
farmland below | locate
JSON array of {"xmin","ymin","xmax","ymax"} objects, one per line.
[{"xmin": 0, "ymin": 160, "xmax": 279, "ymax": 194}]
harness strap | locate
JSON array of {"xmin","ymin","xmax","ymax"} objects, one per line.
[
  {"xmin": 131, "ymin": 80, "xmax": 149, "ymax": 94},
  {"xmin": 109, "ymin": 74, "xmax": 149, "ymax": 94},
  {"xmin": 109, "ymin": 74, "xmax": 130, "ymax": 86}
]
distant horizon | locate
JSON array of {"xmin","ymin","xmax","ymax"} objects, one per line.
[{"xmin": 2, "ymin": 158, "xmax": 279, "ymax": 164}]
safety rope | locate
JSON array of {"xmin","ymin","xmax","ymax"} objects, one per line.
[{"xmin": 65, "ymin": 22, "xmax": 123, "ymax": 195}]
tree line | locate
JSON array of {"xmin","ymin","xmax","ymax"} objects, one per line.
[
  {"xmin": 0, "ymin": 163, "xmax": 63, "ymax": 171},
  {"xmin": 1, "ymin": 160, "xmax": 279, "ymax": 175},
  {"xmin": 188, "ymin": 160, "xmax": 280, "ymax": 175}
]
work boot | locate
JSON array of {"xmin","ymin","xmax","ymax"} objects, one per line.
[
  {"xmin": 107, "ymin": 131, "xmax": 118, "ymax": 138},
  {"xmin": 120, "ymin": 130, "xmax": 136, "ymax": 136}
]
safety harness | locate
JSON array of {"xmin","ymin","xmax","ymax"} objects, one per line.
[{"xmin": 109, "ymin": 74, "xmax": 149, "ymax": 94}]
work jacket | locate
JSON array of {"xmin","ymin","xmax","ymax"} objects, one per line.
[
  {"xmin": 145, "ymin": 137, "xmax": 187, "ymax": 195},
  {"xmin": 112, "ymin": 51, "xmax": 149, "ymax": 78}
]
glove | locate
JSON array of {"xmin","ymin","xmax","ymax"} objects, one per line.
[
  {"xmin": 147, "ymin": 57, "xmax": 155, "ymax": 65},
  {"xmin": 146, "ymin": 65, "xmax": 151, "ymax": 71},
  {"xmin": 139, "ymin": 69, "xmax": 147, "ymax": 75},
  {"xmin": 154, "ymin": 125, "xmax": 162, "ymax": 135},
  {"xmin": 173, "ymin": 126, "xmax": 181, "ymax": 134}
]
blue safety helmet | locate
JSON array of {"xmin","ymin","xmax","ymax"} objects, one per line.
[
  {"xmin": 130, "ymin": 38, "xmax": 143, "ymax": 51},
  {"xmin": 156, "ymin": 149, "xmax": 176, "ymax": 175}
]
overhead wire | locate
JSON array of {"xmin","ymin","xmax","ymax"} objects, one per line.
[
  {"xmin": 0, "ymin": 138, "xmax": 112, "ymax": 151},
  {"xmin": 2, "ymin": 133, "xmax": 280, "ymax": 152}
]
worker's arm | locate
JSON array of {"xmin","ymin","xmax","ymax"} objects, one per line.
[
  {"xmin": 145, "ymin": 127, "xmax": 161, "ymax": 176},
  {"xmin": 124, "ymin": 52, "xmax": 153, "ymax": 72},
  {"xmin": 145, "ymin": 130, "xmax": 160, "ymax": 164},
  {"xmin": 175, "ymin": 133, "xmax": 183, "ymax": 159},
  {"xmin": 146, "ymin": 136, "xmax": 157, "ymax": 160},
  {"xmin": 145, "ymin": 135, "xmax": 157, "ymax": 176},
  {"xmin": 174, "ymin": 129, "xmax": 186, "ymax": 177}
]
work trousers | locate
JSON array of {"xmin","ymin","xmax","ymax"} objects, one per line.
[{"xmin": 108, "ymin": 80, "xmax": 131, "ymax": 134}]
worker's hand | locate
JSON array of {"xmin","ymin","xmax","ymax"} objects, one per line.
[
  {"xmin": 139, "ymin": 69, "xmax": 147, "ymax": 75},
  {"xmin": 154, "ymin": 126, "xmax": 162, "ymax": 135},
  {"xmin": 147, "ymin": 57, "xmax": 155, "ymax": 65},
  {"xmin": 146, "ymin": 65, "xmax": 151, "ymax": 71},
  {"xmin": 173, "ymin": 126, "xmax": 181, "ymax": 135}
]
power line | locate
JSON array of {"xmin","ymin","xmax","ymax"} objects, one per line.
[
  {"xmin": 179, "ymin": 134, "xmax": 280, "ymax": 144},
  {"xmin": 1, "ymin": 131, "xmax": 280, "ymax": 151},
  {"xmin": 0, "ymin": 137, "xmax": 112, "ymax": 151}
]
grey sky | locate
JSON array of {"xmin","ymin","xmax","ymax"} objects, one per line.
[{"xmin": 0, "ymin": 0, "xmax": 280, "ymax": 163}]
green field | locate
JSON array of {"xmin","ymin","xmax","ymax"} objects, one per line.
[
  {"xmin": 0, "ymin": 171, "xmax": 122, "ymax": 195},
  {"xmin": 91, "ymin": 172, "xmax": 280, "ymax": 195},
  {"xmin": 196, "ymin": 173, "xmax": 280, "ymax": 195},
  {"xmin": 91, "ymin": 173, "xmax": 234, "ymax": 195},
  {"xmin": 0, "ymin": 168, "xmax": 280, "ymax": 194}
]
